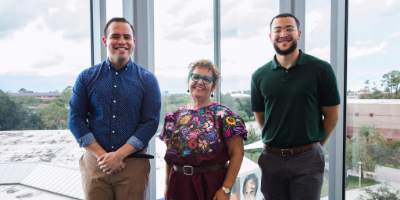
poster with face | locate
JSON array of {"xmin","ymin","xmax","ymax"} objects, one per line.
[{"xmin": 240, "ymin": 170, "xmax": 262, "ymax": 200}]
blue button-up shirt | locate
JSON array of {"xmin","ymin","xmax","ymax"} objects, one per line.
[{"xmin": 68, "ymin": 58, "xmax": 161, "ymax": 152}]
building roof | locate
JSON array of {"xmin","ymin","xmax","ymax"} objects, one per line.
[
  {"xmin": 347, "ymin": 99, "xmax": 400, "ymax": 104},
  {"xmin": 0, "ymin": 162, "xmax": 83, "ymax": 200},
  {"xmin": 7, "ymin": 93, "xmax": 61, "ymax": 97},
  {"xmin": 0, "ymin": 163, "xmax": 38, "ymax": 184}
]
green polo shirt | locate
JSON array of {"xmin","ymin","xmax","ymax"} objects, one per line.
[{"xmin": 251, "ymin": 50, "xmax": 340, "ymax": 148}]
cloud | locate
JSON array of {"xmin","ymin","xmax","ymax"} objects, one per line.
[
  {"xmin": 32, "ymin": 55, "xmax": 64, "ymax": 69},
  {"xmin": 0, "ymin": 0, "xmax": 89, "ymax": 41},
  {"xmin": 0, "ymin": 16, "xmax": 90, "ymax": 77},
  {"xmin": 166, "ymin": 0, "xmax": 189, "ymax": 17},
  {"xmin": 354, "ymin": 40, "xmax": 373, "ymax": 45},
  {"xmin": 386, "ymin": 31, "xmax": 400, "ymax": 38},
  {"xmin": 348, "ymin": 41, "xmax": 389, "ymax": 59},
  {"xmin": 307, "ymin": 46, "xmax": 330, "ymax": 62},
  {"xmin": 306, "ymin": 10, "xmax": 323, "ymax": 37}
]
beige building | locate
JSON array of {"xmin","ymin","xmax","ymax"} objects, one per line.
[{"xmin": 347, "ymin": 99, "xmax": 400, "ymax": 142}]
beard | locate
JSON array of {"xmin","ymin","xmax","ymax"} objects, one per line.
[{"xmin": 273, "ymin": 38, "xmax": 297, "ymax": 56}]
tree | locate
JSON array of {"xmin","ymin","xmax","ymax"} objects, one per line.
[
  {"xmin": 244, "ymin": 125, "xmax": 262, "ymax": 159},
  {"xmin": 42, "ymin": 100, "xmax": 69, "ymax": 129},
  {"xmin": 351, "ymin": 124, "xmax": 384, "ymax": 180},
  {"xmin": 364, "ymin": 80, "xmax": 370, "ymax": 90},
  {"xmin": 18, "ymin": 88, "xmax": 27, "ymax": 93},
  {"xmin": 59, "ymin": 86, "xmax": 73, "ymax": 104},
  {"xmin": 382, "ymin": 70, "xmax": 400, "ymax": 98},
  {"xmin": 0, "ymin": 90, "xmax": 28, "ymax": 130},
  {"xmin": 358, "ymin": 182, "xmax": 400, "ymax": 200}
]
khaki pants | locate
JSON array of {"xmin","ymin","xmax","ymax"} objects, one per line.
[{"xmin": 79, "ymin": 151, "xmax": 150, "ymax": 200}]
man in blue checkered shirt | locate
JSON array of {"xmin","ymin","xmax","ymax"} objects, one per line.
[{"xmin": 69, "ymin": 17, "xmax": 161, "ymax": 200}]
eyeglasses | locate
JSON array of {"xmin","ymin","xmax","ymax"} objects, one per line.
[
  {"xmin": 190, "ymin": 73, "xmax": 214, "ymax": 85},
  {"xmin": 272, "ymin": 27, "xmax": 297, "ymax": 35}
]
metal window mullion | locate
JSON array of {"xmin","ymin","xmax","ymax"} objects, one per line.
[
  {"xmin": 90, "ymin": 0, "xmax": 107, "ymax": 66},
  {"xmin": 213, "ymin": 0, "xmax": 221, "ymax": 103},
  {"xmin": 330, "ymin": 0, "xmax": 347, "ymax": 199}
]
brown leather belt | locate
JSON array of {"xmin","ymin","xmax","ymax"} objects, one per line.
[
  {"xmin": 173, "ymin": 162, "xmax": 229, "ymax": 175},
  {"xmin": 264, "ymin": 142, "xmax": 320, "ymax": 156}
]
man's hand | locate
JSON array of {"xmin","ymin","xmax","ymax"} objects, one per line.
[
  {"xmin": 212, "ymin": 189, "xmax": 230, "ymax": 200},
  {"xmin": 97, "ymin": 152, "xmax": 126, "ymax": 174}
]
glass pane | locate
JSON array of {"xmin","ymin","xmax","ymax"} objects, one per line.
[
  {"xmin": 220, "ymin": 0, "xmax": 278, "ymax": 198},
  {"xmin": 0, "ymin": 0, "xmax": 90, "ymax": 199},
  {"xmin": 154, "ymin": 0, "xmax": 214, "ymax": 199},
  {"xmin": 306, "ymin": 0, "xmax": 331, "ymax": 199},
  {"xmin": 346, "ymin": 0, "xmax": 400, "ymax": 199}
]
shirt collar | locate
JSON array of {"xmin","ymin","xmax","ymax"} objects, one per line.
[
  {"xmin": 106, "ymin": 58, "xmax": 133, "ymax": 71},
  {"xmin": 271, "ymin": 49, "xmax": 306, "ymax": 70}
]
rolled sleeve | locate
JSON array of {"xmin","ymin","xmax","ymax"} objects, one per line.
[
  {"xmin": 127, "ymin": 135, "xmax": 145, "ymax": 150},
  {"xmin": 78, "ymin": 132, "xmax": 97, "ymax": 147}
]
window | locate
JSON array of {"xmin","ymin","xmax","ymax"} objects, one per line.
[
  {"xmin": 0, "ymin": 1, "xmax": 90, "ymax": 199},
  {"xmin": 355, "ymin": 112, "xmax": 359, "ymax": 117},
  {"xmin": 346, "ymin": 0, "xmax": 400, "ymax": 198}
]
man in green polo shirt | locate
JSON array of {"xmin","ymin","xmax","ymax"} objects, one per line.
[{"xmin": 251, "ymin": 13, "xmax": 340, "ymax": 200}]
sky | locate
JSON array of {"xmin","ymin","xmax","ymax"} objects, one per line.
[{"xmin": 0, "ymin": 0, "xmax": 399, "ymax": 93}]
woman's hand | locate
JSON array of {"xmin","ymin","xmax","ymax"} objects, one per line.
[{"xmin": 212, "ymin": 189, "xmax": 230, "ymax": 200}]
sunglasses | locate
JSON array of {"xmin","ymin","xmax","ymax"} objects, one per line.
[{"xmin": 190, "ymin": 73, "xmax": 214, "ymax": 85}]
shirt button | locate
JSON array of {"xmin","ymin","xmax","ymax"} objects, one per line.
[
  {"xmin": 112, "ymin": 146, "xmax": 114, "ymax": 148},
  {"xmin": 113, "ymin": 100, "xmax": 116, "ymax": 103},
  {"xmin": 116, "ymin": 72, "xmax": 118, "ymax": 75},
  {"xmin": 114, "ymin": 85, "xmax": 117, "ymax": 88},
  {"xmin": 286, "ymin": 70, "xmax": 288, "ymax": 73},
  {"xmin": 112, "ymin": 131, "xmax": 115, "ymax": 133},
  {"xmin": 113, "ymin": 115, "xmax": 115, "ymax": 118},
  {"xmin": 125, "ymin": 68, "xmax": 127, "ymax": 70}
]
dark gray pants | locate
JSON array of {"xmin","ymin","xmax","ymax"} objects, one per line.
[{"xmin": 258, "ymin": 145, "xmax": 325, "ymax": 200}]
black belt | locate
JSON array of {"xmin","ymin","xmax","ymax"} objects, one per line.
[
  {"xmin": 124, "ymin": 149, "xmax": 154, "ymax": 159},
  {"xmin": 264, "ymin": 142, "xmax": 320, "ymax": 156},
  {"xmin": 174, "ymin": 162, "xmax": 229, "ymax": 175}
]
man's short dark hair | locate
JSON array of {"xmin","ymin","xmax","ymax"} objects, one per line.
[
  {"xmin": 270, "ymin": 13, "xmax": 300, "ymax": 31},
  {"xmin": 104, "ymin": 17, "xmax": 135, "ymax": 38},
  {"xmin": 242, "ymin": 173, "xmax": 259, "ymax": 195}
]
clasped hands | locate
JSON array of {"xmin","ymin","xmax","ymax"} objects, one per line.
[{"xmin": 97, "ymin": 152, "xmax": 126, "ymax": 175}]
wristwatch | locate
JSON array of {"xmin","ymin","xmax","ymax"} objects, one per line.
[{"xmin": 221, "ymin": 186, "xmax": 230, "ymax": 194}]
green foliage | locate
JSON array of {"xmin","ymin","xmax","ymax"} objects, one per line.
[
  {"xmin": 18, "ymin": 88, "xmax": 33, "ymax": 93},
  {"xmin": 349, "ymin": 124, "xmax": 384, "ymax": 178},
  {"xmin": 244, "ymin": 126, "xmax": 262, "ymax": 160},
  {"xmin": 0, "ymin": 90, "xmax": 44, "ymax": 130},
  {"xmin": 358, "ymin": 182, "xmax": 400, "ymax": 200},
  {"xmin": 382, "ymin": 70, "xmax": 400, "ymax": 98},
  {"xmin": 360, "ymin": 70, "xmax": 400, "ymax": 99},
  {"xmin": 345, "ymin": 175, "xmax": 380, "ymax": 190},
  {"xmin": 59, "ymin": 86, "xmax": 73, "ymax": 104},
  {"xmin": 42, "ymin": 100, "xmax": 69, "ymax": 130}
]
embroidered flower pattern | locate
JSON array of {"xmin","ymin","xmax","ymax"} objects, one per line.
[
  {"xmin": 165, "ymin": 122, "xmax": 174, "ymax": 130},
  {"xmin": 203, "ymin": 120, "xmax": 214, "ymax": 131},
  {"xmin": 158, "ymin": 102, "xmax": 248, "ymax": 157},
  {"xmin": 198, "ymin": 139, "xmax": 208, "ymax": 151},
  {"xmin": 226, "ymin": 117, "xmax": 236, "ymax": 125},
  {"xmin": 179, "ymin": 115, "xmax": 191, "ymax": 125},
  {"xmin": 188, "ymin": 140, "xmax": 198, "ymax": 149}
]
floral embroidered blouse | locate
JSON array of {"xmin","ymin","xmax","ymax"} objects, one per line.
[{"xmin": 159, "ymin": 102, "xmax": 247, "ymax": 200}]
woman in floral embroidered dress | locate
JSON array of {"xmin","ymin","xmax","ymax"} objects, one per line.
[{"xmin": 159, "ymin": 60, "xmax": 248, "ymax": 200}]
